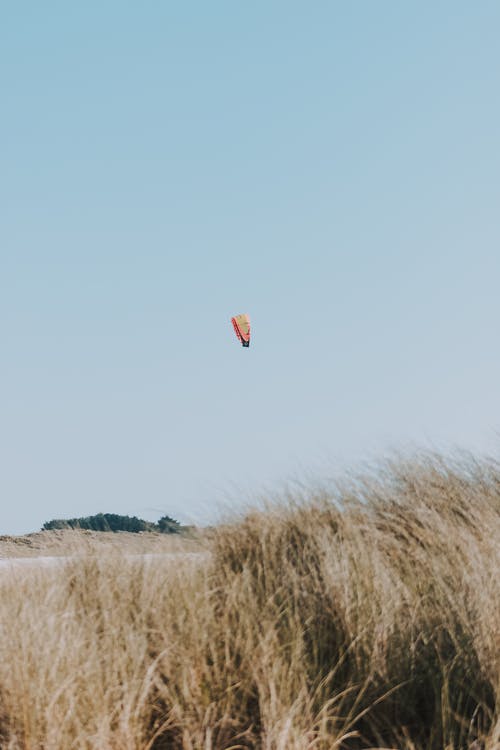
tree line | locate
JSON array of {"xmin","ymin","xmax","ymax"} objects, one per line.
[{"xmin": 42, "ymin": 513, "xmax": 182, "ymax": 534}]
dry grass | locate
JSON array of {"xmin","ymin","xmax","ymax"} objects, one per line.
[{"xmin": 0, "ymin": 452, "xmax": 499, "ymax": 749}]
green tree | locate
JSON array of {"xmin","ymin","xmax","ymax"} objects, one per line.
[{"xmin": 157, "ymin": 515, "xmax": 181, "ymax": 534}]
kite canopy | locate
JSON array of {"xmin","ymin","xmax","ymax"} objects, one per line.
[{"xmin": 231, "ymin": 313, "xmax": 251, "ymax": 347}]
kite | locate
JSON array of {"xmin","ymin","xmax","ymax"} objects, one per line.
[{"xmin": 231, "ymin": 313, "xmax": 251, "ymax": 347}]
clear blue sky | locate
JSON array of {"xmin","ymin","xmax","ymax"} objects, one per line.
[{"xmin": 2, "ymin": 2, "xmax": 500, "ymax": 534}]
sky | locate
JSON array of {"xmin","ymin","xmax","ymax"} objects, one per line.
[{"xmin": 2, "ymin": 2, "xmax": 500, "ymax": 535}]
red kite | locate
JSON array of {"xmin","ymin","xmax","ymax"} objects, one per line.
[{"xmin": 231, "ymin": 314, "xmax": 251, "ymax": 347}]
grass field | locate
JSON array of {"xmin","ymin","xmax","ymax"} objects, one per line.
[{"xmin": 0, "ymin": 452, "xmax": 498, "ymax": 749}]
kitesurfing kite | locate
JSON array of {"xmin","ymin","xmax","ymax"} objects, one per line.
[{"xmin": 231, "ymin": 313, "xmax": 251, "ymax": 347}]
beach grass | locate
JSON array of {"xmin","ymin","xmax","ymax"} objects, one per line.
[{"xmin": 0, "ymin": 452, "xmax": 498, "ymax": 749}]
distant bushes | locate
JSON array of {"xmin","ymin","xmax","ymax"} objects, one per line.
[{"xmin": 42, "ymin": 512, "xmax": 182, "ymax": 534}]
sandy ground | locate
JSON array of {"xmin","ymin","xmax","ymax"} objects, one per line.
[
  {"xmin": 0, "ymin": 552, "xmax": 208, "ymax": 572},
  {"xmin": 0, "ymin": 529, "xmax": 205, "ymax": 559}
]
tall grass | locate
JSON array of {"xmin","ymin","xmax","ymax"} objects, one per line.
[{"xmin": 0, "ymin": 453, "xmax": 498, "ymax": 749}]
